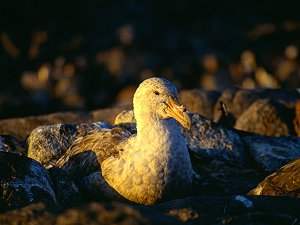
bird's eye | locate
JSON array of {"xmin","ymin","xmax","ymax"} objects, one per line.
[{"xmin": 154, "ymin": 91, "xmax": 160, "ymax": 95}]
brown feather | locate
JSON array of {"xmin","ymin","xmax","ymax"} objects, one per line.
[
  {"xmin": 249, "ymin": 158, "xmax": 300, "ymax": 197},
  {"xmin": 56, "ymin": 127, "xmax": 132, "ymax": 178}
]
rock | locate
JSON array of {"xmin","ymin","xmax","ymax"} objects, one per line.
[
  {"xmin": 27, "ymin": 122, "xmax": 111, "ymax": 166},
  {"xmin": 48, "ymin": 167, "xmax": 85, "ymax": 207},
  {"xmin": 0, "ymin": 201, "xmax": 181, "ymax": 225},
  {"xmin": 0, "ymin": 112, "xmax": 88, "ymax": 141},
  {"xmin": 184, "ymin": 113, "xmax": 246, "ymax": 164},
  {"xmin": 156, "ymin": 195, "xmax": 300, "ymax": 224},
  {"xmin": 0, "ymin": 152, "xmax": 57, "ymax": 212},
  {"xmin": 235, "ymin": 99, "xmax": 294, "ymax": 136},
  {"xmin": 191, "ymin": 159, "xmax": 260, "ymax": 195},
  {"xmin": 0, "ymin": 135, "xmax": 26, "ymax": 155},
  {"xmin": 0, "ymin": 203, "xmax": 60, "ymax": 225},
  {"xmin": 242, "ymin": 134, "xmax": 300, "ymax": 173},
  {"xmin": 179, "ymin": 89, "xmax": 221, "ymax": 119},
  {"xmin": 0, "ymin": 105, "xmax": 129, "ymax": 140},
  {"xmin": 248, "ymin": 158, "xmax": 300, "ymax": 198},
  {"xmin": 180, "ymin": 113, "xmax": 259, "ymax": 195},
  {"xmin": 213, "ymin": 88, "xmax": 300, "ymax": 128}
]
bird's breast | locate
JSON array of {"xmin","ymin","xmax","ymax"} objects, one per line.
[{"xmin": 102, "ymin": 121, "xmax": 192, "ymax": 205}]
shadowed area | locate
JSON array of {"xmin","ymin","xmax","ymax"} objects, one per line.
[{"xmin": 1, "ymin": 1, "xmax": 300, "ymax": 118}]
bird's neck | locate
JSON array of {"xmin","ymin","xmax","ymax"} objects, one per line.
[{"xmin": 135, "ymin": 112, "xmax": 183, "ymax": 151}]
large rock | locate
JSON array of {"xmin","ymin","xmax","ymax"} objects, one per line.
[
  {"xmin": 0, "ymin": 152, "xmax": 57, "ymax": 212},
  {"xmin": 27, "ymin": 122, "xmax": 111, "ymax": 166},
  {"xmin": 242, "ymin": 134, "xmax": 300, "ymax": 173},
  {"xmin": 184, "ymin": 113, "xmax": 246, "ymax": 164}
]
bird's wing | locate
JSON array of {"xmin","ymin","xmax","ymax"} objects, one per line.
[
  {"xmin": 56, "ymin": 127, "xmax": 132, "ymax": 178},
  {"xmin": 264, "ymin": 158, "xmax": 300, "ymax": 196},
  {"xmin": 249, "ymin": 158, "xmax": 300, "ymax": 197}
]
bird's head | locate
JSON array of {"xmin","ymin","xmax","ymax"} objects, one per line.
[{"xmin": 133, "ymin": 77, "xmax": 191, "ymax": 129}]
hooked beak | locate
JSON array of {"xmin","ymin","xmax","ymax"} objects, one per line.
[{"xmin": 165, "ymin": 96, "xmax": 191, "ymax": 130}]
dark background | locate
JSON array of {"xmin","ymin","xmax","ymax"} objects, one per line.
[{"xmin": 1, "ymin": 0, "xmax": 300, "ymax": 119}]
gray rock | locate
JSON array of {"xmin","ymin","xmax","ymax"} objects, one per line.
[
  {"xmin": 184, "ymin": 113, "xmax": 246, "ymax": 164},
  {"xmin": 27, "ymin": 122, "xmax": 111, "ymax": 167},
  {"xmin": 0, "ymin": 152, "xmax": 57, "ymax": 212},
  {"xmin": 242, "ymin": 134, "xmax": 300, "ymax": 173}
]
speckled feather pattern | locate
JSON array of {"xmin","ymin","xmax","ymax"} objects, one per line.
[{"xmin": 56, "ymin": 77, "xmax": 193, "ymax": 205}]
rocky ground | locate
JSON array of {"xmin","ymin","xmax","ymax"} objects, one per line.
[{"xmin": 0, "ymin": 88, "xmax": 299, "ymax": 225}]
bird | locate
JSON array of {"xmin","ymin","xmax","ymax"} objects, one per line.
[
  {"xmin": 56, "ymin": 77, "xmax": 193, "ymax": 205},
  {"xmin": 248, "ymin": 158, "xmax": 300, "ymax": 198}
]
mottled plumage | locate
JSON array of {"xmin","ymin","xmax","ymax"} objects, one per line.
[
  {"xmin": 56, "ymin": 77, "xmax": 193, "ymax": 205},
  {"xmin": 248, "ymin": 158, "xmax": 300, "ymax": 197},
  {"xmin": 56, "ymin": 128, "xmax": 131, "ymax": 177}
]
